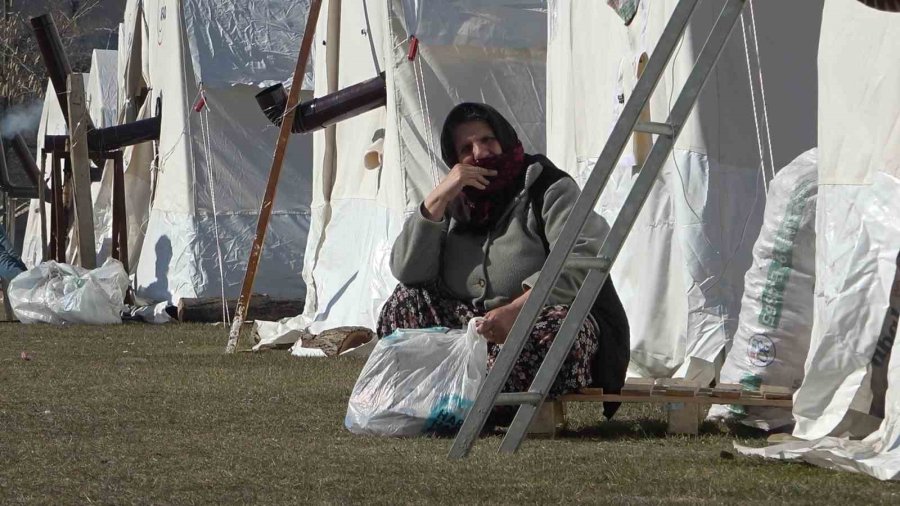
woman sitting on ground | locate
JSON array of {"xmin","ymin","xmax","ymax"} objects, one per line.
[{"xmin": 378, "ymin": 102, "xmax": 629, "ymax": 404}]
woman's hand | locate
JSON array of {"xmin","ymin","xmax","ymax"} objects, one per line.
[
  {"xmin": 476, "ymin": 289, "xmax": 531, "ymax": 344},
  {"xmin": 422, "ymin": 164, "xmax": 497, "ymax": 221}
]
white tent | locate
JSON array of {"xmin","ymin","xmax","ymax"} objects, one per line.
[
  {"xmin": 255, "ymin": 0, "xmax": 548, "ymax": 346},
  {"xmin": 545, "ymin": 0, "xmax": 821, "ymax": 381},
  {"xmin": 97, "ymin": 0, "xmax": 315, "ymax": 303}
]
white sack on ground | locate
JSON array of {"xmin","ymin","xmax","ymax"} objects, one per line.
[
  {"xmin": 9, "ymin": 259, "xmax": 129, "ymax": 325},
  {"xmin": 709, "ymin": 149, "xmax": 818, "ymax": 430},
  {"xmin": 736, "ymin": 285, "xmax": 900, "ymax": 481},
  {"xmin": 793, "ymin": 176, "xmax": 900, "ymax": 440},
  {"xmin": 345, "ymin": 319, "xmax": 488, "ymax": 437}
]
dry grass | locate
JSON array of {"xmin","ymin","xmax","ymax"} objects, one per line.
[{"xmin": 1, "ymin": 322, "xmax": 899, "ymax": 505}]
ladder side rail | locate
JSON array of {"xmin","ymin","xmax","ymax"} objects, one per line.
[
  {"xmin": 496, "ymin": 0, "xmax": 749, "ymax": 454},
  {"xmin": 448, "ymin": 0, "xmax": 702, "ymax": 460},
  {"xmin": 499, "ymin": 269, "xmax": 604, "ymax": 453}
]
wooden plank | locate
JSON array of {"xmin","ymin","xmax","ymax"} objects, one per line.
[
  {"xmin": 621, "ymin": 378, "xmax": 653, "ymax": 396},
  {"xmin": 632, "ymin": 51, "xmax": 652, "ymax": 169},
  {"xmin": 654, "ymin": 378, "xmax": 700, "ymax": 397},
  {"xmin": 666, "ymin": 402, "xmax": 701, "ymax": 435},
  {"xmin": 527, "ymin": 401, "xmax": 566, "ymax": 437},
  {"xmin": 66, "ymin": 74, "xmax": 97, "ymax": 269},
  {"xmin": 559, "ymin": 392, "xmax": 792, "ymax": 408},
  {"xmin": 710, "ymin": 383, "xmax": 743, "ymax": 399},
  {"xmin": 741, "ymin": 390, "xmax": 765, "ymax": 400},
  {"xmin": 37, "ymin": 150, "xmax": 48, "ymax": 261},
  {"xmin": 761, "ymin": 385, "xmax": 794, "ymax": 400},
  {"xmin": 111, "ymin": 151, "xmax": 129, "ymax": 271},
  {"xmin": 179, "ymin": 295, "xmax": 303, "ymax": 323}
]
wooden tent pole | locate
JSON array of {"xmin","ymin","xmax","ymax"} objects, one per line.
[
  {"xmin": 225, "ymin": 0, "xmax": 323, "ymax": 353},
  {"xmin": 67, "ymin": 74, "xmax": 97, "ymax": 269}
]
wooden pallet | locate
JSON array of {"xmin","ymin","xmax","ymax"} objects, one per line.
[{"xmin": 547, "ymin": 379, "xmax": 794, "ymax": 435}]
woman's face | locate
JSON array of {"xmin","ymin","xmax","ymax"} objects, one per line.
[{"xmin": 452, "ymin": 120, "xmax": 503, "ymax": 165}]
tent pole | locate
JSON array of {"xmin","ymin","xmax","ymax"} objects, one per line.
[
  {"xmin": 323, "ymin": 0, "xmax": 342, "ymax": 202},
  {"xmin": 38, "ymin": 150, "xmax": 48, "ymax": 262},
  {"xmin": 66, "ymin": 74, "xmax": 97, "ymax": 269},
  {"xmin": 225, "ymin": 0, "xmax": 324, "ymax": 353}
]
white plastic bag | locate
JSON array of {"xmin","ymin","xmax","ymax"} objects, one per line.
[
  {"xmin": 345, "ymin": 318, "xmax": 488, "ymax": 437},
  {"xmin": 709, "ymin": 150, "xmax": 818, "ymax": 430},
  {"xmin": 8, "ymin": 259, "xmax": 129, "ymax": 325}
]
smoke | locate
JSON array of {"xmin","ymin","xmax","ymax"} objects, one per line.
[{"xmin": 0, "ymin": 101, "xmax": 44, "ymax": 139}]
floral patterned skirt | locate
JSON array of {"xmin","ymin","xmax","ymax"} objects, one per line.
[{"xmin": 376, "ymin": 283, "xmax": 598, "ymax": 398}]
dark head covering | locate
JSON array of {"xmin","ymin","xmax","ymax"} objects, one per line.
[{"xmin": 440, "ymin": 102, "xmax": 520, "ymax": 167}]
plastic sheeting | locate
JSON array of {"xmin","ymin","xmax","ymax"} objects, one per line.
[
  {"xmin": 792, "ymin": 177, "xmax": 900, "ymax": 440},
  {"xmin": 737, "ymin": 279, "xmax": 900, "ymax": 480},
  {"xmin": 345, "ymin": 319, "xmax": 488, "ymax": 436},
  {"xmin": 86, "ymin": 50, "xmax": 123, "ymax": 266},
  {"xmin": 87, "ymin": 50, "xmax": 119, "ymax": 128},
  {"xmin": 710, "ymin": 149, "xmax": 818, "ymax": 430},
  {"xmin": 545, "ymin": 0, "xmax": 821, "ymax": 381},
  {"xmin": 182, "ymin": 0, "xmax": 315, "ymax": 89},
  {"xmin": 792, "ymin": 1, "xmax": 900, "ymax": 442},
  {"xmin": 9, "ymin": 259, "xmax": 129, "ymax": 325}
]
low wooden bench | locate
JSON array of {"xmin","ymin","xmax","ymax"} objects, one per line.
[{"xmin": 527, "ymin": 379, "xmax": 794, "ymax": 436}]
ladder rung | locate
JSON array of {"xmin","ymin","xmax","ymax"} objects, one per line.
[
  {"xmin": 565, "ymin": 256, "xmax": 611, "ymax": 272},
  {"xmin": 634, "ymin": 121, "xmax": 675, "ymax": 136},
  {"xmin": 494, "ymin": 392, "xmax": 543, "ymax": 406}
]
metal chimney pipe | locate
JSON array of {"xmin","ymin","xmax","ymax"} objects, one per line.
[
  {"xmin": 30, "ymin": 14, "xmax": 73, "ymax": 125},
  {"xmin": 857, "ymin": 0, "xmax": 900, "ymax": 11},
  {"xmin": 31, "ymin": 13, "xmax": 162, "ymax": 155},
  {"xmin": 255, "ymin": 72, "xmax": 387, "ymax": 134},
  {"xmin": 10, "ymin": 134, "xmax": 42, "ymax": 188},
  {"xmin": 0, "ymin": 136, "xmax": 39, "ymax": 199}
]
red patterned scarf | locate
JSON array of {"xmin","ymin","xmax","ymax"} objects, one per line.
[{"xmin": 461, "ymin": 142, "xmax": 527, "ymax": 229}]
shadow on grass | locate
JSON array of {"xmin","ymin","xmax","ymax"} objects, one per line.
[{"xmin": 556, "ymin": 419, "xmax": 769, "ymax": 441}]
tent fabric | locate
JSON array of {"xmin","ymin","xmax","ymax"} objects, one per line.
[
  {"xmin": 182, "ymin": 0, "xmax": 315, "ymax": 89},
  {"xmin": 107, "ymin": 0, "xmax": 315, "ymax": 303},
  {"xmin": 87, "ymin": 50, "xmax": 119, "ymax": 129},
  {"xmin": 545, "ymin": 0, "xmax": 821, "ymax": 380},
  {"xmin": 256, "ymin": 0, "xmax": 548, "ymax": 345},
  {"xmin": 86, "ymin": 50, "xmax": 122, "ymax": 265},
  {"xmin": 817, "ymin": 0, "xmax": 900, "ymax": 185},
  {"xmin": 792, "ymin": 0, "xmax": 900, "ymax": 441}
]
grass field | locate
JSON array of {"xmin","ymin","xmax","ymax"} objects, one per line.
[{"xmin": 2, "ymin": 323, "xmax": 898, "ymax": 504}]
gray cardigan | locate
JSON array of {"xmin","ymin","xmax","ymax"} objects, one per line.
[{"xmin": 390, "ymin": 159, "xmax": 610, "ymax": 310}]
